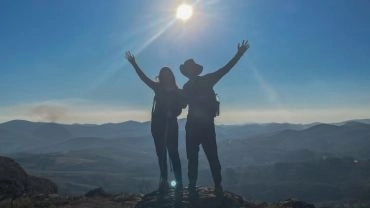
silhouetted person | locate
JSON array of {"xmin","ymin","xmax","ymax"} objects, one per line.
[
  {"xmin": 126, "ymin": 52, "xmax": 185, "ymax": 197},
  {"xmin": 180, "ymin": 40, "xmax": 249, "ymax": 200}
]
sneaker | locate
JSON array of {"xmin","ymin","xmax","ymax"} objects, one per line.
[
  {"xmin": 214, "ymin": 185, "xmax": 224, "ymax": 199},
  {"xmin": 188, "ymin": 185, "xmax": 198, "ymax": 201},
  {"xmin": 158, "ymin": 179, "xmax": 169, "ymax": 194},
  {"xmin": 175, "ymin": 183, "xmax": 183, "ymax": 202}
]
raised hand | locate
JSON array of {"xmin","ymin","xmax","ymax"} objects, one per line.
[
  {"xmin": 125, "ymin": 51, "xmax": 135, "ymax": 64},
  {"xmin": 237, "ymin": 40, "xmax": 250, "ymax": 55}
]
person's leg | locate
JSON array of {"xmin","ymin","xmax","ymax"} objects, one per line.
[
  {"xmin": 166, "ymin": 119, "xmax": 183, "ymax": 201},
  {"xmin": 151, "ymin": 118, "xmax": 168, "ymax": 193},
  {"xmin": 201, "ymin": 122, "xmax": 222, "ymax": 196},
  {"xmin": 185, "ymin": 120, "xmax": 201, "ymax": 200},
  {"xmin": 185, "ymin": 121, "xmax": 200, "ymax": 188},
  {"xmin": 166, "ymin": 119, "xmax": 182, "ymax": 187}
]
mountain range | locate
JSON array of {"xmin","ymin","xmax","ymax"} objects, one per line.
[{"xmin": 1, "ymin": 118, "xmax": 370, "ymax": 203}]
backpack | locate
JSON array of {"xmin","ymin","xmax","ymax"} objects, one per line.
[
  {"xmin": 152, "ymin": 88, "xmax": 185, "ymax": 117},
  {"xmin": 201, "ymin": 89, "xmax": 220, "ymax": 117},
  {"xmin": 185, "ymin": 79, "xmax": 220, "ymax": 118}
]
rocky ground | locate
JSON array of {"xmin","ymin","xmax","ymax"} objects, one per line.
[
  {"xmin": 1, "ymin": 155, "xmax": 316, "ymax": 208},
  {"xmin": 0, "ymin": 187, "xmax": 316, "ymax": 208},
  {"xmin": 135, "ymin": 186, "xmax": 315, "ymax": 208}
]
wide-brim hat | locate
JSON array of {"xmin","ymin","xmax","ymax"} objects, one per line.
[{"xmin": 180, "ymin": 59, "xmax": 203, "ymax": 78}]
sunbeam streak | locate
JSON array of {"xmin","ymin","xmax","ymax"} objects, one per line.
[
  {"xmin": 136, "ymin": 19, "xmax": 176, "ymax": 54},
  {"xmin": 250, "ymin": 66, "xmax": 280, "ymax": 104},
  {"xmin": 89, "ymin": 18, "xmax": 176, "ymax": 94},
  {"xmin": 249, "ymin": 64, "xmax": 293, "ymax": 121}
]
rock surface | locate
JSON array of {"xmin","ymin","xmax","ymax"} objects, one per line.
[
  {"xmin": 0, "ymin": 156, "xmax": 28, "ymax": 200},
  {"xmin": 136, "ymin": 186, "xmax": 250, "ymax": 208},
  {"xmin": 26, "ymin": 175, "xmax": 58, "ymax": 196},
  {"xmin": 85, "ymin": 187, "xmax": 109, "ymax": 197},
  {"xmin": 135, "ymin": 186, "xmax": 315, "ymax": 208},
  {"xmin": 0, "ymin": 156, "xmax": 316, "ymax": 208},
  {"xmin": 0, "ymin": 186, "xmax": 316, "ymax": 208},
  {"xmin": 0, "ymin": 156, "xmax": 57, "ymax": 200}
]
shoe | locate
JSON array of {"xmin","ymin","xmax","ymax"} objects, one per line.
[
  {"xmin": 188, "ymin": 185, "xmax": 198, "ymax": 201},
  {"xmin": 214, "ymin": 185, "xmax": 224, "ymax": 199},
  {"xmin": 158, "ymin": 179, "xmax": 169, "ymax": 194},
  {"xmin": 175, "ymin": 183, "xmax": 183, "ymax": 202}
]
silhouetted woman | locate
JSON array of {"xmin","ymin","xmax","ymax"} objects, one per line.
[{"xmin": 125, "ymin": 51, "xmax": 184, "ymax": 195}]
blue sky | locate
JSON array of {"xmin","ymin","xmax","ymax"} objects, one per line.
[{"xmin": 1, "ymin": 0, "xmax": 370, "ymax": 124}]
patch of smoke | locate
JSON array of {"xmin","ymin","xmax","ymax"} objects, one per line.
[
  {"xmin": 0, "ymin": 100, "xmax": 152, "ymax": 124},
  {"xmin": 30, "ymin": 104, "xmax": 68, "ymax": 123}
]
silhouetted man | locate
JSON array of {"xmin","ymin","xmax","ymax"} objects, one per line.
[{"xmin": 180, "ymin": 40, "xmax": 249, "ymax": 200}]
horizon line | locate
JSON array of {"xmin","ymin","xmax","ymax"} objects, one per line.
[{"xmin": 1, "ymin": 117, "xmax": 369, "ymax": 126}]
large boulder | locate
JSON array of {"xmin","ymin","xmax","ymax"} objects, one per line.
[
  {"xmin": 85, "ymin": 187, "xmax": 109, "ymax": 198},
  {"xmin": 26, "ymin": 175, "xmax": 58, "ymax": 195},
  {"xmin": 0, "ymin": 156, "xmax": 57, "ymax": 200},
  {"xmin": 0, "ymin": 156, "xmax": 28, "ymax": 199}
]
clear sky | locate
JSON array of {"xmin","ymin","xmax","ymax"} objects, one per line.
[{"xmin": 1, "ymin": 0, "xmax": 370, "ymax": 124}]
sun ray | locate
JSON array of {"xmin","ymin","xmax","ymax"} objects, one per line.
[
  {"xmin": 88, "ymin": 2, "xmax": 197, "ymax": 95},
  {"xmin": 88, "ymin": 18, "xmax": 176, "ymax": 95}
]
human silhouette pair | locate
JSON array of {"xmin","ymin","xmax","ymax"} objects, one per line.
[{"xmin": 125, "ymin": 40, "xmax": 250, "ymax": 201}]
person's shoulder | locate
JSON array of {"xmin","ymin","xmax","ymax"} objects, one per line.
[
  {"xmin": 201, "ymin": 73, "xmax": 213, "ymax": 79},
  {"xmin": 198, "ymin": 74, "xmax": 214, "ymax": 87}
]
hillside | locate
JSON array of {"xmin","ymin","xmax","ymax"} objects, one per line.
[
  {"xmin": 1, "ymin": 119, "xmax": 370, "ymax": 204},
  {"xmin": 0, "ymin": 155, "xmax": 318, "ymax": 208}
]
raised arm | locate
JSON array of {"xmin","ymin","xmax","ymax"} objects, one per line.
[
  {"xmin": 125, "ymin": 51, "xmax": 157, "ymax": 90},
  {"xmin": 205, "ymin": 40, "xmax": 250, "ymax": 86}
]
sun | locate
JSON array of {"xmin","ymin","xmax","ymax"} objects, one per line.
[{"xmin": 176, "ymin": 3, "xmax": 193, "ymax": 22}]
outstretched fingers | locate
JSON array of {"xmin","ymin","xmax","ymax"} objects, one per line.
[
  {"xmin": 242, "ymin": 40, "xmax": 248, "ymax": 47},
  {"xmin": 125, "ymin": 51, "xmax": 135, "ymax": 63},
  {"xmin": 237, "ymin": 40, "xmax": 250, "ymax": 54},
  {"xmin": 125, "ymin": 51, "xmax": 131, "ymax": 59}
]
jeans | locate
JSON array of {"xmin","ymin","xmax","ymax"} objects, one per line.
[
  {"xmin": 185, "ymin": 118, "xmax": 221, "ymax": 187},
  {"xmin": 151, "ymin": 115, "xmax": 182, "ymax": 185}
]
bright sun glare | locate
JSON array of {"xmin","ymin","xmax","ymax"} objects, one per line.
[{"xmin": 176, "ymin": 3, "xmax": 193, "ymax": 22}]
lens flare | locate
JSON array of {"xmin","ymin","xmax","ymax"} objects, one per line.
[{"xmin": 170, "ymin": 180, "xmax": 177, "ymax": 187}]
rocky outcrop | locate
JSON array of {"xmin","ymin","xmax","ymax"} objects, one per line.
[
  {"xmin": 135, "ymin": 186, "xmax": 255, "ymax": 208},
  {"xmin": 0, "ymin": 156, "xmax": 315, "ymax": 208},
  {"xmin": 0, "ymin": 185, "xmax": 315, "ymax": 208},
  {"xmin": 85, "ymin": 187, "xmax": 109, "ymax": 197},
  {"xmin": 135, "ymin": 186, "xmax": 316, "ymax": 208},
  {"xmin": 0, "ymin": 156, "xmax": 57, "ymax": 200},
  {"xmin": 26, "ymin": 175, "xmax": 58, "ymax": 196},
  {"xmin": 0, "ymin": 156, "xmax": 29, "ymax": 200}
]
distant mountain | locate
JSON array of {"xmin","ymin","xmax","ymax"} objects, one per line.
[
  {"xmin": 0, "ymin": 119, "xmax": 311, "ymax": 154},
  {"xmin": 0, "ymin": 126, "xmax": 39, "ymax": 154},
  {"xmin": 2, "ymin": 119, "xmax": 370, "ymax": 202},
  {"xmin": 216, "ymin": 122, "xmax": 315, "ymax": 141},
  {"xmin": 0, "ymin": 120, "xmax": 43, "ymax": 136},
  {"xmin": 1, "ymin": 119, "xmax": 370, "ymax": 157},
  {"xmin": 335, "ymin": 118, "xmax": 370, "ymax": 125},
  {"xmin": 0, "ymin": 120, "xmax": 153, "ymax": 154},
  {"xmin": 64, "ymin": 120, "xmax": 151, "ymax": 138},
  {"xmin": 255, "ymin": 122, "xmax": 370, "ymax": 158},
  {"xmin": 33, "ymin": 122, "xmax": 72, "ymax": 140}
]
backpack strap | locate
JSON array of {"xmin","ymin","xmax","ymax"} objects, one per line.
[{"xmin": 151, "ymin": 96, "xmax": 157, "ymax": 115}]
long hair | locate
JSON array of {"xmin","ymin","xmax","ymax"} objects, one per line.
[{"xmin": 157, "ymin": 67, "xmax": 178, "ymax": 89}]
